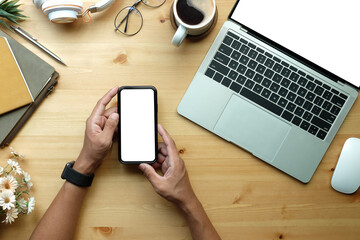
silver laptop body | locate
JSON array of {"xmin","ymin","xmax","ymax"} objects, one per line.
[{"xmin": 177, "ymin": 0, "xmax": 359, "ymax": 183}]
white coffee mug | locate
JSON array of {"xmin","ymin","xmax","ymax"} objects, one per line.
[{"xmin": 172, "ymin": 0, "xmax": 216, "ymax": 47}]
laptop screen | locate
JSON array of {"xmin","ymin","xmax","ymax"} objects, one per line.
[{"xmin": 230, "ymin": 0, "xmax": 360, "ymax": 89}]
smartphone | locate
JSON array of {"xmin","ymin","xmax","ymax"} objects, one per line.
[{"xmin": 117, "ymin": 86, "xmax": 158, "ymax": 164}]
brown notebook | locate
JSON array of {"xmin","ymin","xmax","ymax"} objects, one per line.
[{"xmin": 0, "ymin": 37, "xmax": 33, "ymax": 115}]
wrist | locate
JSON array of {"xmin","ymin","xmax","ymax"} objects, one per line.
[
  {"xmin": 177, "ymin": 195, "xmax": 202, "ymax": 216},
  {"xmin": 73, "ymin": 154, "xmax": 97, "ymax": 175}
]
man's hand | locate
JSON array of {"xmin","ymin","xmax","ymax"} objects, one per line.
[
  {"xmin": 139, "ymin": 124, "xmax": 196, "ymax": 206},
  {"xmin": 74, "ymin": 86, "xmax": 119, "ymax": 175}
]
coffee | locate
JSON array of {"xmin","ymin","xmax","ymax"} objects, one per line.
[{"xmin": 176, "ymin": 0, "xmax": 214, "ymax": 25}]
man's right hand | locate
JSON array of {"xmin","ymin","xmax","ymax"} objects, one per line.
[{"xmin": 139, "ymin": 124, "xmax": 196, "ymax": 207}]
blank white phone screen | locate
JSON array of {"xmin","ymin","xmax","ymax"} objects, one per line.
[{"xmin": 120, "ymin": 89, "xmax": 155, "ymax": 162}]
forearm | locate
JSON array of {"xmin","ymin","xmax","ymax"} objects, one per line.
[
  {"xmin": 30, "ymin": 181, "xmax": 88, "ymax": 240},
  {"xmin": 178, "ymin": 197, "xmax": 221, "ymax": 240}
]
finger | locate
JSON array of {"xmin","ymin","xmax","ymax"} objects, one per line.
[
  {"xmin": 91, "ymin": 86, "xmax": 119, "ymax": 117},
  {"xmin": 157, "ymin": 152, "xmax": 166, "ymax": 164},
  {"xmin": 158, "ymin": 142, "xmax": 168, "ymax": 156},
  {"xmin": 139, "ymin": 163, "xmax": 161, "ymax": 186},
  {"xmin": 158, "ymin": 124, "xmax": 178, "ymax": 155},
  {"xmin": 152, "ymin": 162, "xmax": 162, "ymax": 170},
  {"xmin": 104, "ymin": 106, "xmax": 117, "ymax": 118},
  {"xmin": 101, "ymin": 113, "xmax": 119, "ymax": 139}
]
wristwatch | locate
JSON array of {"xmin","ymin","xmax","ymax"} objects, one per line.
[{"xmin": 61, "ymin": 161, "xmax": 94, "ymax": 187}]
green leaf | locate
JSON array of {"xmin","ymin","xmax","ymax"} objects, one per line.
[{"xmin": 0, "ymin": 18, "xmax": 11, "ymax": 31}]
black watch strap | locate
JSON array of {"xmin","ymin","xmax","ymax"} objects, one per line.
[{"xmin": 61, "ymin": 161, "xmax": 94, "ymax": 187}]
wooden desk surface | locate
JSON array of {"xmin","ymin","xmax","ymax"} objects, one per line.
[{"xmin": 0, "ymin": 1, "xmax": 359, "ymax": 239}]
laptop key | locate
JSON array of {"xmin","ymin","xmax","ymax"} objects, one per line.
[
  {"xmin": 303, "ymin": 101, "xmax": 313, "ymax": 111},
  {"xmin": 300, "ymin": 121, "xmax": 310, "ymax": 131},
  {"xmin": 228, "ymin": 70, "xmax": 238, "ymax": 81},
  {"xmin": 278, "ymin": 87, "xmax": 288, "ymax": 97},
  {"xmin": 273, "ymin": 63, "xmax": 283, "ymax": 73},
  {"xmin": 269, "ymin": 93, "xmax": 280, "ymax": 103},
  {"xmin": 311, "ymin": 116, "xmax": 331, "ymax": 132},
  {"xmin": 255, "ymin": 64, "xmax": 266, "ymax": 74},
  {"xmin": 231, "ymin": 51, "xmax": 241, "ymax": 60},
  {"xmin": 289, "ymin": 83, "xmax": 299, "ymax": 92},
  {"xmin": 265, "ymin": 52, "xmax": 273, "ymax": 58},
  {"xmin": 264, "ymin": 69, "xmax": 274, "ymax": 79},
  {"xmin": 245, "ymin": 69, "xmax": 255, "ymax": 79},
  {"xmin": 240, "ymin": 87, "xmax": 283, "ymax": 116},
  {"xmin": 331, "ymin": 95, "xmax": 346, "ymax": 107},
  {"xmin": 213, "ymin": 72, "xmax": 223, "ymax": 83},
  {"xmin": 221, "ymin": 77, "xmax": 232, "ymax": 87},
  {"xmin": 317, "ymin": 130, "xmax": 327, "ymax": 140},
  {"xmin": 281, "ymin": 110, "xmax": 293, "ymax": 121},
  {"xmin": 264, "ymin": 58, "xmax": 275, "ymax": 68},
  {"xmin": 308, "ymin": 125, "xmax": 319, "ymax": 135},
  {"xmin": 205, "ymin": 68, "xmax": 215, "ymax": 78},
  {"xmin": 223, "ymin": 35, "xmax": 233, "ymax": 46},
  {"xmin": 210, "ymin": 60, "xmax": 230, "ymax": 76},
  {"xmin": 253, "ymin": 84, "xmax": 263, "ymax": 94},
  {"xmin": 261, "ymin": 78, "xmax": 272, "ymax": 88},
  {"xmin": 256, "ymin": 47, "xmax": 265, "ymax": 54},
  {"xmin": 298, "ymin": 70, "xmax": 306, "ymax": 76},
  {"xmin": 294, "ymin": 107, "xmax": 304, "ymax": 117},
  {"xmin": 281, "ymin": 61, "xmax": 289, "ymax": 67},
  {"xmin": 280, "ymin": 78, "xmax": 291, "ymax": 87},
  {"xmin": 236, "ymin": 75, "xmax": 246, "ymax": 85},
  {"xmin": 248, "ymin": 42, "xmax": 256, "ymax": 49},
  {"xmin": 322, "ymin": 101, "xmax": 332, "ymax": 111},
  {"xmin": 314, "ymin": 86, "xmax": 325, "ymax": 96},
  {"xmin": 305, "ymin": 92, "xmax": 315, "ymax": 102},
  {"xmin": 339, "ymin": 93, "xmax": 348, "ymax": 100},
  {"xmin": 256, "ymin": 54, "xmax": 266, "ymax": 64},
  {"xmin": 292, "ymin": 116, "xmax": 302, "ymax": 126},
  {"xmin": 323, "ymin": 90, "xmax": 333, "ymax": 100},
  {"xmin": 261, "ymin": 89, "xmax": 271, "ymax": 99},
  {"xmin": 313, "ymin": 96, "xmax": 323, "ymax": 106},
  {"xmin": 281, "ymin": 68, "xmax": 291, "ymax": 78},
  {"xmin": 227, "ymin": 31, "xmax": 240, "ymax": 40},
  {"xmin": 245, "ymin": 79, "xmax": 255, "ymax": 89},
  {"xmin": 240, "ymin": 55, "xmax": 250, "ymax": 65},
  {"xmin": 231, "ymin": 40, "xmax": 241, "ymax": 50},
  {"xmin": 323, "ymin": 84, "xmax": 331, "ymax": 90},
  {"xmin": 272, "ymin": 73, "xmax": 282, "ymax": 83},
  {"xmin": 289, "ymin": 72, "xmax": 299, "ymax": 81},
  {"xmin": 270, "ymin": 82, "xmax": 280, "ymax": 93},
  {"xmin": 237, "ymin": 64, "xmax": 247, "ymax": 74},
  {"xmin": 295, "ymin": 96, "xmax": 305, "ymax": 106},
  {"xmin": 240, "ymin": 45, "xmax": 250, "ymax": 55},
  {"xmin": 248, "ymin": 49, "xmax": 258, "ymax": 59},
  {"xmin": 239, "ymin": 38, "xmax": 248, "ymax": 44},
  {"xmin": 214, "ymin": 52, "xmax": 230, "ymax": 65},
  {"xmin": 286, "ymin": 102, "xmax": 296, "ymax": 112},
  {"xmin": 230, "ymin": 82, "xmax": 242, "ymax": 93},
  {"xmin": 218, "ymin": 44, "xmax": 232, "ymax": 56},
  {"xmin": 273, "ymin": 56, "xmax": 281, "ymax": 63},
  {"xmin": 229, "ymin": 60, "xmax": 239, "ymax": 70},
  {"xmin": 320, "ymin": 110, "xmax": 336, "ymax": 123},
  {"xmin": 305, "ymin": 81, "xmax": 316, "ymax": 91},
  {"xmin": 278, "ymin": 97, "xmax": 288, "ymax": 108},
  {"xmin": 286, "ymin": 92, "xmax": 296, "ymax": 102},
  {"xmin": 330, "ymin": 105, "xmax": 340, "ymax": 116},
  {"xmin": 311, "ymin": 106, "xmax": 321, "ymax": 115},
  {"xmin": 253, "ymin": 74, "xmax": 263, "ymax": 83},
  {"xmin": 247, "ymin": 60, "xmax": 257, "ymax": 70},
  {"xmin": 290, "ymin": 65, "xmax": 298, "ymax": 72},
  {"xmin": 298, "ymin": 77, "xmax": 308, "ymax": 87},
  {"xmin": 303, "ymin": 111, "xmax": 313, "ymax": 121}
]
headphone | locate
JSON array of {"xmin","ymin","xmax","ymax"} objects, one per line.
[{"xmin": 33, "ymin": 0, "xmax": 115, "ymax": 23}]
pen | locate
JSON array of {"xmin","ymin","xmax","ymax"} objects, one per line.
[{"xmin": 10, "ymin": 25, "xmax": 67, "ymax": 66}]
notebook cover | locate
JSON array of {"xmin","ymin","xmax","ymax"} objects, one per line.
[
  {"xmin": 0, "ymin": 37, "xmax": 33, "ymax": 115},
  {"xmin": 0, "ymin": 30, "xmax": 56, "ymax": 146}
]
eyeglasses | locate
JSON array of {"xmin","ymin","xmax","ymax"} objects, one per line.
[{"xmin": 114, "ymin": 0, "xmax": 166, "ymax": 36}]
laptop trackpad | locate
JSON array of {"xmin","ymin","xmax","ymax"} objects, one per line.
[{"xmin": 214, "ymin": 95, "xmax": 291, "ymax": 162}]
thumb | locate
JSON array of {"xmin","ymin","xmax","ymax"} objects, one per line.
[
  {"xmin": 102, "ymin": 113, "xmax": 119, "ymax": 137},
  {"xmin": 139, "ymin": 163, "xmax": 160, "ymax": 186}
]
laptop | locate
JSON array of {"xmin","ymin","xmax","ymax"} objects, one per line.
[{"xmin": 177, "ymin": 0, "xmax": 359, "ymax": 183}]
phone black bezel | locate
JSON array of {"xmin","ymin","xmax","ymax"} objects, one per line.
[{"xmin": 117, "ymin": 86, "xmax": 158, "ymax": 164}]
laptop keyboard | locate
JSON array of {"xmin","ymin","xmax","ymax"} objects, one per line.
[{"xmin": 205, "ymin": 30, "xmax": 349, "ymax": 140}]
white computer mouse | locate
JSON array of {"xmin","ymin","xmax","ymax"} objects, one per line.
[{"xmin": 331, "ymin": 137, "xmax": 360, "ymax": 194}]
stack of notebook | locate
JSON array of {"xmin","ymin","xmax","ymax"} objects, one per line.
[{"xmin": 0, "ymin": 30, "xmax": 58, "ymax": 147}]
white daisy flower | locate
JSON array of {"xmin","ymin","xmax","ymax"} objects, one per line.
[
  {"xmin": 0, "ymin": 175, "xmax": 18, "ymax": 193},
  {"xmin": 0, "ymin": 191, "xmax": 16, "ymax": 210},
  {"xmin": 17, "ymin": 197, "xmax": 27, "ymax": 211},
  {"xmin": 3, "ymin": 207, "xmax": 18, "ymax": 224},
  {"xmin": 27, "ymin": 197, "xmax": 35, "ymax": 214},
  {"xmin": 7, "ymin": 159, "xmax": 22, "ymax": 175},
  {"xmin": 0, "ymin": 167, "xmax": 4, "ymax": 177},
  {"xmin": 9, "ymin": 147, "xmax": 25, "ymax": 159}
]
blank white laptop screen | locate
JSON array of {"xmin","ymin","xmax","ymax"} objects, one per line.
[{"xmin": 231, "ymin": 0, "xmax": 360, "ymax": 88}]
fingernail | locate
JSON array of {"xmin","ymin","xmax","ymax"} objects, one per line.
[
  {"xmin": 110, "ymin": 113, "xmax": 119, "ymax": 120},
  {"xmin": 139, "ymin": 164, "xmax": 145, "ymax": 171}
]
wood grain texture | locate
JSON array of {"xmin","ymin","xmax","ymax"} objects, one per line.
[{"xmin": 0, "ymin": 1, "xmax": 359, "ymax": 239}]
